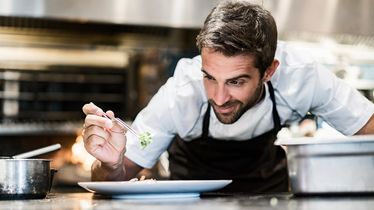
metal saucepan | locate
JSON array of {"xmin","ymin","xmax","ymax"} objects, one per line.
[{"xmin": 0, "ymin": 144, "xmax": 61, "ymax": 199}]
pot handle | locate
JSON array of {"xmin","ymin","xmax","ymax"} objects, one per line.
[{"xmin": 49, "ymin": 169, "xmax": 58, "ymax": 192}]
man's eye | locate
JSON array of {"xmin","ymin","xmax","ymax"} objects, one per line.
[
  {"xmin": 204, "ymin": 75, "xmax": 214, "ymax": 80},
  {"xmin": 228, "ymin": 80, "xmax": 244, "ymax": 86}
]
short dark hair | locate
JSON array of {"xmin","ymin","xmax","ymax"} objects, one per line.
[{"xmin": 196, "ymin": 0, "xmax": 278, "ymax": 76}]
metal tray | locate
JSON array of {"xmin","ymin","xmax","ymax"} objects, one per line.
[{"xmin": 275, "ymin": 135, "xmax": 374, "ymax": 194}]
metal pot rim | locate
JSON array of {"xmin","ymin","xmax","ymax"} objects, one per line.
[{"xmin": 0, "ymin": 158, "xmax": 52, "ymax": 161}]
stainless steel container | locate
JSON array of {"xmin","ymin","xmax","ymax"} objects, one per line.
[
  {"xmin": 275, "ymin": 135, "xmax": 374, "ymax": 194},
  {"xmin": 0, "ymin": 159, "xmax": 55, "ymax": 199}
]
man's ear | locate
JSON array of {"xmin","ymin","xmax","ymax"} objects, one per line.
[{"xmin": 263, "ymin": 59, "xmax": 279, "ymax": 82}]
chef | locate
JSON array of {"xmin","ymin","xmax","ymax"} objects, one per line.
[{"xmin": 82, "ymin": 0, "xmax": 374, "ymax": 193}]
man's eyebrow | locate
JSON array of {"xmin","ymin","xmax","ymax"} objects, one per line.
[
  {"xmin": 227, "ymin": 74, "xmax": 251, "ymax": 81},
  {"xmin": 201, "ymin": 69, "xmax": 210, "ymax": 76},
  {"xmin": 202, "ymin": 69, "xmax": 250, "ymax": 81},
  {"xmin": 201, "ymin": 69, "xmax": 215, "ymax": 79}
]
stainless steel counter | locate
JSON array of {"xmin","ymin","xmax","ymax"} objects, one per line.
[{"xmin": 0, "ymin": 192, "xmax": 373, "ymax": 210}]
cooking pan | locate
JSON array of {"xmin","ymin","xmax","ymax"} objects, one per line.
[{"xmin": 0, "ymin": 144, "xmax": 61, "ymax": 199}]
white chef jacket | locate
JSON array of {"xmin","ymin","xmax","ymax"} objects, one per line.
[{"xmin": 125, "ymin": 41, "xmax": 374, "ymax": 169}]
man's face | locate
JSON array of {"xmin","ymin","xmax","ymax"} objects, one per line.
[{"xmin": 201, "ymin": 48, "xmax": 265, "ymax": 124}]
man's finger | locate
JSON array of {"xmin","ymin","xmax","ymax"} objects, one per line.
[
  {"xmin": 82, "ymin": 102, "xmax": 105, "ymax": 116},
  {"xmin": 84, "ymin": 133, "xmax": 107, "ymax": 152},
  {"xmin": 85, "ymin": 114, "xmax": 113, "ymax": 129}
]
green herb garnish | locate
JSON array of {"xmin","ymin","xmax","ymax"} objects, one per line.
[{"xmin": 139, "ymin": 132, "xmax": 152, "ymax": 149}]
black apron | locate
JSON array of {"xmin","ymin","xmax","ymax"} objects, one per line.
[{"xmin": 168, "ymin": 81, "xmax": 289, "ymax": 193}]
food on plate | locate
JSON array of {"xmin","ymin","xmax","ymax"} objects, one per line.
[{"xmin": 129, "ymin": 175, "xmax": 156, "ymax": 182}]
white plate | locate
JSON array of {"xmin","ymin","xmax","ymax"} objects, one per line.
[{"xmin": 78, "ymin": 180, "xmax": 232, "ymax": 195}]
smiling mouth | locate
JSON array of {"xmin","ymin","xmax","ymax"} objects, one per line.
[{"xmin": 214, "ymin": 104, "xmax": 237, "ymax": 115}]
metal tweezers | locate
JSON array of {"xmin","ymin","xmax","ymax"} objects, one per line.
[{"xmin": 102, "ymin": 113, "xmax": 140, "ymax": 138}]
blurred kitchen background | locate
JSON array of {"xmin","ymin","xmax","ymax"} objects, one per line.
[{"xmin": 0, "ymin": 0, "xmax": 373, "ymax": 189}]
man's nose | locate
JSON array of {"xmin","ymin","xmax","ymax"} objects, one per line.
[{"xmin": 213, "ymin": 85, "xmax": 230, "ymax": 106}]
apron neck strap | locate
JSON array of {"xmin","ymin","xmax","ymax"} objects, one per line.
[
  {"xmin": 202, "ymin": 104, "xmax": 211, "ymax": 138},
  {"xmin": 267, "ymin": 81, "xmax": 281, "ymax": 131}
]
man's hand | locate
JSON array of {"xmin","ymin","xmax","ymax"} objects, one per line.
[{"xmin": 82, "ymin": 102, "xmax": 127, "ymax": 170}]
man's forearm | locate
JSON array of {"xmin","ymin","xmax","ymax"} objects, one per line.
[{"xmin": 91, "ymin": 160, "xmax": 127, "ymax": 181}]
